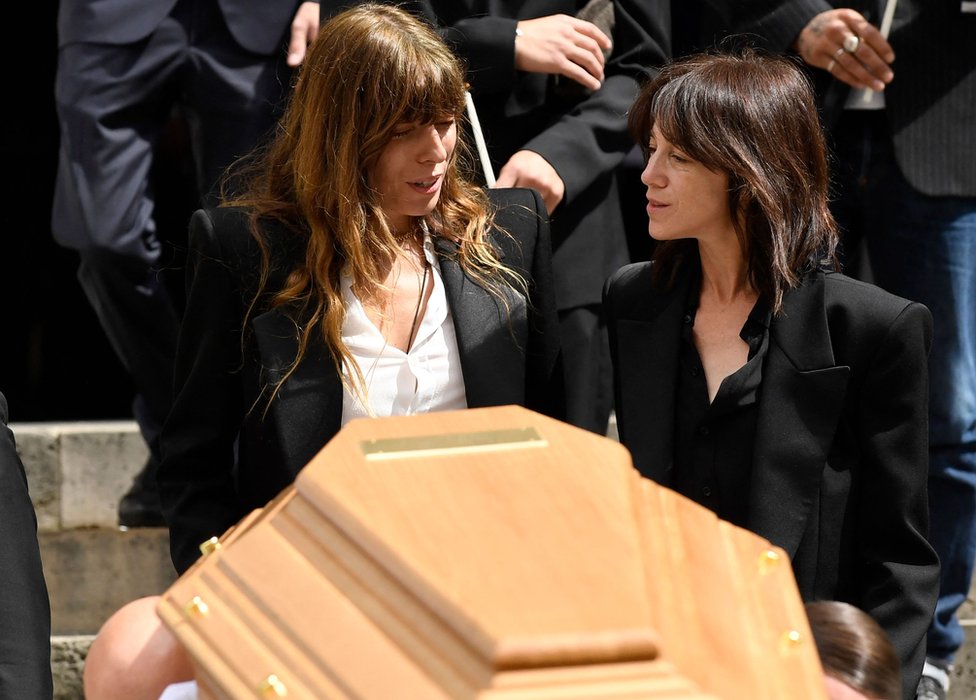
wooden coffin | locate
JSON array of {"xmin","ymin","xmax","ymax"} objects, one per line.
[{"xmin": 157, "ymin": 405, "xmax": 826, "ymax": 700}]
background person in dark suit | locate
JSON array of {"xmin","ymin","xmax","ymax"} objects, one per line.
[
  {"xmin": 0, "ymin": 392, "xmax": 53, "ymax": 699},
  {"xmin": 740, "ymin": 4, "xmax": 976, "ymax": 697},
  {"xmin": 605, "ymin": 50, "xmax": 939, "ymax": 700},
  {"xmin": 406, "ymin": 0, "xmax": 669, "ymax": 435},
  {"xmin": 158, "ymin": 5, "xmax": 564, "ymax": 574},
  {"xmin": 52, "ymin": 0, "xmax": 321, "ymax": 527}
]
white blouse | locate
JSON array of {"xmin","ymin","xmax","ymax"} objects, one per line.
[{"xmin": 339, "ymin": 235, "xmax": 468, "ymax": 424}]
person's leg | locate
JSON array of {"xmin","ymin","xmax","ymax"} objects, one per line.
[
  {"xmin": 53, "ymin": 24, "xmax": 189, "ymax": 525},
  {"xmin": 181, "ymin": 0, "xmax": 290, "ymax": 204},
  {"xmin": 84, "ymin": 596, "xmax": 195, "ymax": 700},
  {"xmin": 860, "ymin": 120, "xmax": 976, "ymax": 681}
]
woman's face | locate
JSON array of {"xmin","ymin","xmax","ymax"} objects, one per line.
[
  {"xmin": 369, "ymin": 117, "xmax": 457, "ymax": 232},
  {"xmin": 640, "ymin": 123, "xmax": 735, "ymax": 245}
]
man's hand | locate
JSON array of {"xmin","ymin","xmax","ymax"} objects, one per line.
[
  {"xmin": 287, "ymin": 2, "xmax": 320, "ymax": 67},
  {"xmin": 793, "ymin": 9, "xmax": 894, "ymax": 91},
  {"xmin": 495, "ymin": 150, "xmax": 565, "ymax": 214},
  {"xmin": 514, "ymin": 14, "xmax": 612, "ymax": 91}
]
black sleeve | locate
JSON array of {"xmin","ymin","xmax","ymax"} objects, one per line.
[
  {"xmin": 0, "ymin": 392, "xmax": 53, "ymax": 699},
  {"xmin": 412, "ymin": 0, "xmax": 670, "ymax": 202},
  {"xmin": 508, "ymin": 187, "xmax": 566, "ymax": 421},
  {"xmin": 852, "ymin": 301, "xmax": 940, "ymax": 698},
  {"xmin": 158, "ymin": 210, "xmax": 251, "ymax": 574}
]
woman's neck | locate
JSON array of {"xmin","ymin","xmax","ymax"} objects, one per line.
[{"xmin": 697, "ymin": 237, "xmax": 756, "ymax": 305}]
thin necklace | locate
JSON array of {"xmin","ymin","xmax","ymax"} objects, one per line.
[{"xmin": 406, "ymin": 260, "xmax": 430, "ymax": 352}]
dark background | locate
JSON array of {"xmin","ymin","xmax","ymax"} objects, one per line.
[{"xmin": 1, "ymin": 2, "xmax": 197, "ymax": 422}]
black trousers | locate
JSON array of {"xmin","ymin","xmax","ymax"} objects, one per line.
[{"xmin": 52, "ymin": 0, "xmax": 289, "ymax": 453}]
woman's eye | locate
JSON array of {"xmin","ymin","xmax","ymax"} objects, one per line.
[
  {"xmin": 392, "ymin": 126, "xmax": 413, "ymax": 139},
  {"xmin": 671, "ymin": 153, "xmax": 687, "ymax": 163}
]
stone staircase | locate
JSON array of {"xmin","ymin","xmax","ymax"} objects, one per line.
[{"xmin": 13, "ymin": 419, "xmax": 976, "ymax": 699}]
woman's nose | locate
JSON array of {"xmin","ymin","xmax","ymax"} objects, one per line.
[
  {"xmin": 418, "ymin": 125, "xmax": 448, "ymax": 161},
  {"xmin": 641, "ymin": 153, "xmax": 664, "ymax": 187}
]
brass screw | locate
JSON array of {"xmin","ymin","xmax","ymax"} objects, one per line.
[
  {"xmin": 184, "ymin": 596, "xmax": 209, "ymax": 618},
  {"xmin": 199, "ymin": 536, "xmax": 222, "ymax": 556},
  {"xmin": 758, "ymin": 549, "xmax": 781, "ymax": 574},
  {"xmin": 780, "ymin": 629, "xmax": 802, "ymax": 653},
  {"xmin": 258, "ymin": 674, "xmax": 288, "ymax": 697}
]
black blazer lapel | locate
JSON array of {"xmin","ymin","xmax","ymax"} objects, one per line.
[
  {"xmin": 252, "ymin": 306, "xmax": 343, "ymax": 477},
  {"xmin": 435, "ymin": 237, "xmax": 529, "ymax": 408},
  {"xmin": 748, "ymin": 273, "xmax": 850, "ymax": 556}
]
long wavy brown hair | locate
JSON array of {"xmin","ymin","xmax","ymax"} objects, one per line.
[
  {"xmin": 628, "ymin": 49, "xmax": 839, "ymax": 314},
  {"xmin": 225, "ymin": 4, "xmax": 521, "ymax": 402}
]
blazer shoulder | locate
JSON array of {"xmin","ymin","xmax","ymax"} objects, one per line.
[
  {"xmin": 604, "ymin": 262, "xmax": 655, "ymax": 318},
  {"xmin": 191, "ymin": 206, "xmax": 305, "ymax": 274},
  {"xmin": 819, "ymin": 272, "xmax": 933, "ymax": 365},
  {"xmin": 487, "ymin": 187, "xmax": 545, "ymax": 229},
  {"xmin": 822, "ymin": 271, "xmax": 932, "ymax": 330}
]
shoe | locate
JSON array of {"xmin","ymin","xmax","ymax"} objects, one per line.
[
  {"xmin": 916, "ymin": 660, "xmax": 950, "ymax": 700},
  {"xmin": 118, "ymin": 457, "xmax": 166, "ymax": 528}
]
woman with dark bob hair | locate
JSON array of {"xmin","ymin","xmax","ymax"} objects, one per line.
[
  {"xmin": 604, "ymin": 50, "xmax": 938, "ymax": 697},
  {"xmin": 158, "ymin": 4, "xmax": 563, "ymax": 576},
  {"xmin": 806, "ymin": 601, "xmax": 901, "ymax": 700}
]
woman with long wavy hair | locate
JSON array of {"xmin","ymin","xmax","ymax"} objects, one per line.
[{"xmin": 158, "ymin": 3, "xmax": 564, "ymax": 575}]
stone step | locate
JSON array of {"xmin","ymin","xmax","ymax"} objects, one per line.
[
  {"xmin": 14, "ymin": 420, "xmax": 148, "ymax": 532},
  {"xmin": 41, "ymin": 528, "xmax": 176, "ymax": 635},
  {"xmin": 52, "ymin": 636, "xmax": 92, "ymax": 700}
]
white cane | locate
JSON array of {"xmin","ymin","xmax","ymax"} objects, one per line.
[
  {"xmin": 465, "ymin": 91, "xmax": 496, "ymax": 187},
  {"xmin": 858, "ymin": 0, "xmax": 897, "ymax": 104}
]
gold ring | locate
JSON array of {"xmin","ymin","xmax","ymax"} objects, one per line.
[
  {"xmin": 833, "ymin": 47, "xmax": 846, "ymax": 60},
  {"xmin": 827, "ymin": 58, "xmax": 837, "ymax": 73},
  {"xmin": 843, "ymin": 34, "xmax": 861, "ymax": 53}
]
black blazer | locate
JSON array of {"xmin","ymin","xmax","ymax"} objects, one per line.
[
  {"xmin": 0, "ymin": 393, "xmax": 52, "ymax": 699},
  {"xmin": 605, "ymin": 262, "xmax": 939, "ymax": 696},
  {"xmin": 159, "ymin": 187, "xmax": 564, "ymax": 573}
]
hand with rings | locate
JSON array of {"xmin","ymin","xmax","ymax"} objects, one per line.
[{"xmin": 793, "ymin": 9, "xmax": 895, "ymax": 91}]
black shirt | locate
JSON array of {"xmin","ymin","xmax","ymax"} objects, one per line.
[{"xmin": 672, "ymin": 284, "xmax": 771, "ymax": 528}]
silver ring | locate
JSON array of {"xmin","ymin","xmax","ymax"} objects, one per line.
[
  {"xmin": 833, "ymin": 46, "xmax": 846, "ymax": 60},
  {"xmin": 827, "ymin": 58, "xmax": 837, "ymax": 73},
  {"xmin": 842, "ymin": 34, "xmax": 861, "ymax": 53}
]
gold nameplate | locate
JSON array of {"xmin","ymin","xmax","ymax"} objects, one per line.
[{"xmin": 361, "ymin": 427, "xmax": 547, "ymax": 461}]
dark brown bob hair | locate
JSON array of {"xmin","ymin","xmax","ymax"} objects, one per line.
[
  {"xmin": 806, "ymin": 601, "xmax": 901, "ymax": 700},
  {"xmin": 628, "ymin": 49, "xmax": 839, "ymax": 313}
]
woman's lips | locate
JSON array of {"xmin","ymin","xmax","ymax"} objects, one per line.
[
  {"xmin": 409, "ymin": 175, "xmax": 442, "ymax": 194},
  {"xmin": 646, "ymin": 198, "xmax": 668, "ymax": 214}
]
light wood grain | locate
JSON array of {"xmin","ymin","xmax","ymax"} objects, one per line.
[{"xmin": 159, "ymin": 405, "xmax": 827, "ymax": 699}]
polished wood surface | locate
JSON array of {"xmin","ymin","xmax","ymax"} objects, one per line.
[{"xmin": 158, "ymin": 406, "xmax": 826, "ymax": 699}]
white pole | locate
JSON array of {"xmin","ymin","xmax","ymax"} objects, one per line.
[
  {"xmin": 859, "ymin": 0, "xmax": 898, "ymax": 103},
  {"xmin": 465, "ymin": 91, "xmax": 496, "ymax": 187}
]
